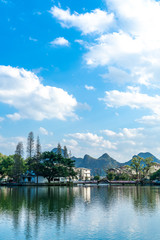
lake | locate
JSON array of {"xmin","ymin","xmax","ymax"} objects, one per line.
[{"xmin": 0, "ymin": 185, "xmax": 160, "ymax": 240}]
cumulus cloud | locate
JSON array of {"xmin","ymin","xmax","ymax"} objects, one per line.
[
  {"xmin": 101, "ymin": 128, "xmax": 144, "ymax": 138},
  {"xmin": 85, "ymin": 85, "xmax": 95, "ymax": 91},
  {"xmin": 39, "ymin": 127, "xmax": 48, "ymax": 135},
  {"xmin": 67, "ymin": 132, "xmax": 116, "ymax": 149},
  {"xmin": 100, "ymin": 86, "xmax": 160, "ymax": 123},
  {"xmin": 50, "ymin": 37, "xmax": 69, "ymax": 47},
  {"xmin": 50, "ymin": 6, "xmax": 114, "ymax": 35},
  {"xmin": 61, "ymin": 128, "xmax": 160, "ymax": 162},
  {"xmin": 0, "ymin": 65, "xmax": 78, "ymax": 121},
  {"xmin": 50, "ymin": 0, "xmax": 160, "ymax": 88}
]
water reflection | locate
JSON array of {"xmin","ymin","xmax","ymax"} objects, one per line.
[{"xmin": 0, "ymin": 186, "xmax": 160, "ymax": 239}]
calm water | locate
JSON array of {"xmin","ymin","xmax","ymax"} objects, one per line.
[{"xmin": 0, "ymin": 186, "xmax": 160, "ymax": 240}]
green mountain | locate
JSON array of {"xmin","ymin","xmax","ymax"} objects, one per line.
[
  {"xmin": 123, "ymin": 152, "xmax": 160, "ymax": 166},
  {"xmin": 51, "ymin": 148, "xmax": 160, "ymax": 176},
  {"xmin": 72, "ymin": 153, "xmax": 121, "ymax": 176}
]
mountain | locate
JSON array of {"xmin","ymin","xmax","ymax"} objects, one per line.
[
  {"xmin": 72, "ymin": 153, "xmax": 121, "ymax": 176},
  {"xmin": 123, "ymin": 152, "xmax": 160, "ymax": 165},
  {"xmin": 51, "ymin": 148, "xmax": 160, "ymax": 176}
]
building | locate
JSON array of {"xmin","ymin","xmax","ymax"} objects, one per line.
[
  {"xmin": 76, "ymin": 168, "xmax": 91, "ymax": 181},
  {"xmin": 20, "ymin": 171, "xmax": 69, "ymax": 183}
]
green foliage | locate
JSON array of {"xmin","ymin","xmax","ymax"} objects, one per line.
[
  {"xmin": 94, "ymin": 175, "xmax": 100, "ymax": 181},
  {"xmin": 131, "ymin": 156, "xmax": 154, "ymax": 180},
  {"xmin": 107, "ymin": 172, "xmax": 115, "ymax": 181},
  {"xmin": 32, "ymin": 151, "xmax": 77, "ymax": 183},
  {"xmin": 143, "ymin": 157, "xmax": 154, "ymax": 177},
  {"xmin": 115, "ymin": 173, "xmax": 132, "ymax": 181},
  {"xmin": 57, "ymin": 143, "xmax": 62, "ymax": 155},
  {"xmin": 27, "ymin": 131, "xmax": 34, "ymax": 159},
  {"xmin": 131, "ymin": 156, "xmax": 144, "ymax": 180},
  {"xmin": 63, "ymin": 146, "xmax": 68, "ymax": 158},
  {"xmin": 150, "ymin": 169, "xmax": 160, "ymax": 180},
  {"xmin": 12, "ymin": 155, "xmax": 26, "ymax": 182},
  {"xmin": 12, "ymin": 142, "xmax": 26, "ymax": 182},
  {"xmin": 0, "ymin": 154, "xmax": 14, "ymax": 180}
]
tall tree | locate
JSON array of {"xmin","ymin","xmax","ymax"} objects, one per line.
[
  {"xmin": 35, "ymin": 136, "xmax": 41, "ymax": 159},
  {"xmin": 143, "ymin": 157, "xmax": 154, "ymax": 178},
  {"xmin": 34, "ymin": 136, "xmax": 42, "ymax": 184},
  {"xmin": 15, "ymin": 141, "xmax": 24, "ymax": 156},
  {"xmin": 131, "ymin": 156, "xmax": 143, "ymax": 180},
  {"xmin": 63, "ymin": 146, "xmax": 68, "ymax": 158},
  {"xmin": 27, "ymin": 131, "xmax": 34, "ymax": 158},
  {"xmin": 57, "ymin": 143, "xmax": 62, "ymax": 155},
  {"xmin": 13, "ymin": 142, "xmax": 25, "ymax": 182}
]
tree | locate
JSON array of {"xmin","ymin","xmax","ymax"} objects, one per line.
[
  {"xmin": 32, "ymin": 136, "xmax": 42, "ymax": 184},
  {"xmin": 0, "ymin": 154, "xmax": 14, "ymax": 180},
  {"xmin": 13, "ymin": 142, "xmax": 25, "ymax": 182},
  {"xmin": 131, "ymin": 156, "xmax": 143, "ymax": 180},
  {"xmin": 150, "ymin": 169, "xmax": 160, "ymax": 180},
  {"xmin": 63, "ymin": 146, "xmax": 68, "ymax": 158},
  {"xmin": 143, "ymin": 157, "xmax": 154, "ymax": 178},
  {"xmin": 27, "ymin": 131, "xmax": 34, "ymax": 158},
  {"xmin": 35, "ymin": 136, "xmax": 41, "ymax": 159},
  {"xmin": 15, "ymin": 141, "xmax": 24, "ymax": 156},
  {"xmin": 94, "ymin": 175, "xmax": 100, "ymax": 181},
  {"xmin": 57, "ymin": 143, "xmax": 62, "ymax": 155},
  {"xmin": 107, "ymin": 172, "xmax": 115, "ymax": 181},
  {"xmin": 39, "ymin": 151, "xmax": 77, "ymax": 183},
  {"xmin": 27, "ymin": 131, "xmax": 34, "ymax": 171},
  {"xmin": 40, "ymin": 152, "xmax": 59, "ymax": 183}
]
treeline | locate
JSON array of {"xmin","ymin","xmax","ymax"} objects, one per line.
[
  {"xmin": 0, "ymin": 132, "xmax": 76, "ymax": 183},
  {"xmin": 107, "ymin": 156, "xmax": 155, "ymax": 181}
]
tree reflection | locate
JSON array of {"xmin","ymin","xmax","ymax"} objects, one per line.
[
  {"xmin": 86, "ymin": 185, "xmax": 160, "ymax": 213},
  {"xmin": 0, "ymin": 185, "xmax": 160, "ymax": 239},
  {"xmin": 0, "ymin": 186, "xmax": 76, "ymax": 239}
]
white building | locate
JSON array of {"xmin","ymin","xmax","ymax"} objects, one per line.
[{"xmin": 76, "ymin": 168, "xmax": 91, "ymax": 181}]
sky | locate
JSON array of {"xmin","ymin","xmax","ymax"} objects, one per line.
[{"xmin": 1, "ymin": 0, "xmax": 160, "ymax": 162}]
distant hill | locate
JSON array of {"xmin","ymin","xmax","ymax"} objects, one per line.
[
  {"xmin": 51, "ymin": 148, "xmax": 160, "ymax": 176},
  {"xmin": 72, "ymin": 153, "xmax": 121, "ymax": 176},
  {"xmin": 123, "ymin": 152, "xmax": 160, "ymax": 166}
]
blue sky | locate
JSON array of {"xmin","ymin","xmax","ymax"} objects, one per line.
[{"xmin": 1, "ymin": 0, "xmax": 160, "ymax": 162}]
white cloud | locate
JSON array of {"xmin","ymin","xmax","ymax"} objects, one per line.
[
  {"xmin": 58, "ymin": 127, "xmax": 160, "ymax": 162},
  {"xmin": 75, "ymin": 39, "xmax": 85, "ymax": 45},
  {"xmin": 67, "ymin": 132, "xmax": 116, "ymax": 149},
  {"xmin": 101, "ymin": 129, "xmax": 123, "ymax": 137},
  {"xmin": 50, "ymin": 37, "xmax": 69, "ymax": 47},
  {"xmin": 0, "ymin": 65, "xmax": 78, "ymax": 121},
  {"xmin": 29, "ymin": 37, "xmax": 38, "ymax": 42},
  {"xmin": 99, "ymin": 86, "xmax": 160, "ymax": 124},
  {"xmin": 50, "ymin": 6, "xmax": 114, "ymax": 35},
  {"xmin": 101, "ymin": 128, "xmax": 144, "ymax": 138},
  {"xmin": 100, "ymin": 86, "xmax": 160, "ymax": 122},
  {"xmin": 39, "ymin": 127, "xmax": 48, "ymax": 135},
  {"xmin": 53, "ymin": 0, "xmax": 160, "ymax": 87},
  {"xmin": 85, "ymin": 85, "xmax": 95, "ymax": 91},
  {"xmin": 7, "ymin": 113, "xmax": 21, "ymax": 121}
]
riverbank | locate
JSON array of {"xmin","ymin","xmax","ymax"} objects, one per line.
[{"xmin": 0, "ymin": 182, "xmax": 75, "ymax": 187}]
